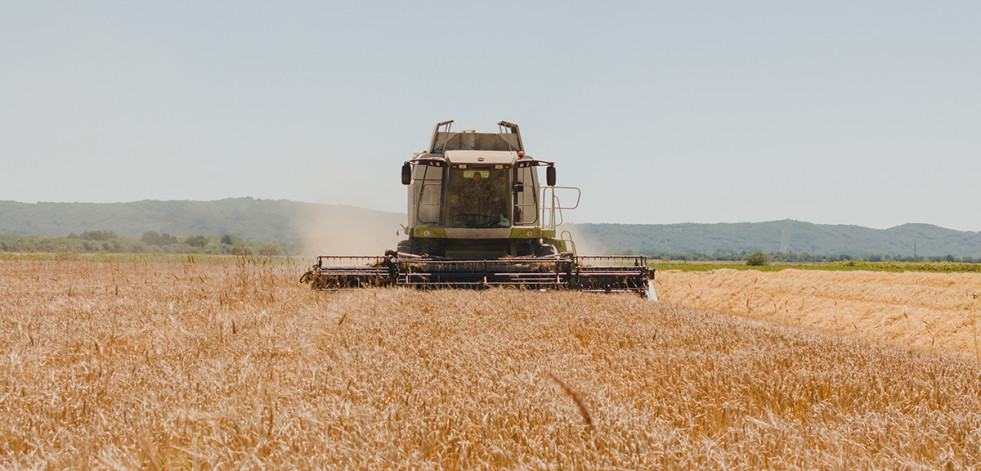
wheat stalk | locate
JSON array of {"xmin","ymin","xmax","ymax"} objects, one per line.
[{"xmin": 546, "ymin": 371, "xmax": 593, "ymax": 429}]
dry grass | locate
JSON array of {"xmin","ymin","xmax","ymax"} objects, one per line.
[
  {"xmin": 657, "ymin": 269, "xmax": 981, "ymax": 360},
  {"xmin": 1, "ymin": 260, "xmax": 980, "ymax": 468}
]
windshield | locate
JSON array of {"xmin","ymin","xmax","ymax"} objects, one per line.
[{"xmin": 445, "ymin": 168, "xmax": 511, "ymax": 228}]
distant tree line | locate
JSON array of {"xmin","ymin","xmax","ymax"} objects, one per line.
[
  {"xmin": 68, "ymin": 230, "xmax": 118, "ymax": 241},
  {"xmin": 636, "ymin": 250, "xmax": 981, "ymax": 264},
  {"xmin": 5, "ymin": 230, "xmax": 980, "ymax": 263},
  {"xmin": 1, "ymin": 231, "xmax": 298, "ymax": 256}
]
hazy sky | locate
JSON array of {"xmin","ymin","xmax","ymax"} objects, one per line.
[{"xmin": 2, "ymin": 1, "xmax": 979, "ymax": 231}]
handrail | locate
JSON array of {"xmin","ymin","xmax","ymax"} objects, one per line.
[
  {"xmin": 540, "ymin": 186, "xmax": 581, "ymax": 230},
  {"xmin": 559, "ymin": 230, "xmax": 578, "ymax": 255}
]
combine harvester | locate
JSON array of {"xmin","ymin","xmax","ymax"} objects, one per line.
[{"xmin": 302, "ymin": 120, "xmax": 655, "ymax": 297}]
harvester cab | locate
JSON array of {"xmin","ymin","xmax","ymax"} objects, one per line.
[
  {"xmin": 302, "ymin": 120, "xmax": 655, "ymax": 297},
  {"xmin": 401, "ymin": 120, "xmax": 568, "ymax": 259}
]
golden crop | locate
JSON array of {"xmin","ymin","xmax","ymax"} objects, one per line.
[
  {"xmin": 1, "ymin": 260, "xmax": 980, "ymax": 468},
  {"xmin": 657, "ymin": 268, "xmax": 981, "ymax": 360}
]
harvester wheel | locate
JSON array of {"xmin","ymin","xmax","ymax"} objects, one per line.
[{"xmin": 397, "ymin": 239, "xmax": 413, "ymax": 254}]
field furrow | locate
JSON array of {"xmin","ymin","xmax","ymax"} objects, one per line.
[{"xmin": 657, "ymin": 269, "xmax": 981, "ymax": 359}]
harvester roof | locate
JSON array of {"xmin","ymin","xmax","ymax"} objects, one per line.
[{"xmin": 427, "ymin": 120, "xmax": 524, "ymax": 154}]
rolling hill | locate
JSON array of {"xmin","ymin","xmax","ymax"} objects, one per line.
[
  {"xmin": 0, "ymin": 198, "xmax": 405, "ymax": 256},
  {"xmin": 576, "ymin": 219, "xmax": 981, "ymax": 257},
  {"xmin": 2, "ymin": 199, "xmax": 979, "ymax": 257},
  {"xmin": 572, "ymin": 220, "xmax": 981, "ymax": 258}
]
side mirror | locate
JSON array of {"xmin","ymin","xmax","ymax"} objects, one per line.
[
  {"xmin": 401, "ymin": 163, "xmax": 411, "ymax": 185},
  {"xmin": 546, "ymin": 166, "xmax": 556, "ymax": 186}
]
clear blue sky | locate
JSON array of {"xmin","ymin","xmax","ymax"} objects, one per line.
[{"xmin": 2, "ymin": 1, "xmax": 979, "ymax": 231}]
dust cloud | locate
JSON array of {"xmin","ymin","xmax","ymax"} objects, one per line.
[
  {"xmin": 290, "ymin": 204, "xmax": 602, "ymax": 258},
  {"xmin": 562, "ymin": 225, "xmax": 603, "ymax": 256},
  {"xmin": 294, "ymin": 204, "xmax": 405, "ymax": 256}
]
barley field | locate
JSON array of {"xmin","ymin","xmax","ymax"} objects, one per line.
[
  {"xmin": 657, "ymin": 269, "xmax": 981, "ymax": 360},
  {"xmin": 1, "ymin": 259, "xmax": 980, "ymax": 468}
]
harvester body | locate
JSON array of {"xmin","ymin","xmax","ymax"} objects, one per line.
[{"xmin": 302, "ymin": 121, "xmax": 654, "ymax": 297}]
